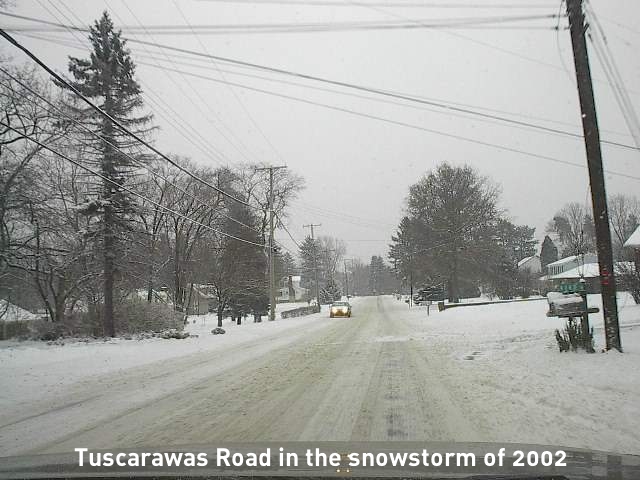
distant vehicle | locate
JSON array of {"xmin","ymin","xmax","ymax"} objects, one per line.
[{"xmin": 329, "ymin": 301, "xmax": 351, "ymax": 318}]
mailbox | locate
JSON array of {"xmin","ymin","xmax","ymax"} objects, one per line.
[
  {"xmin": 546, "ymin": 291, "xmax": 599, "ymax": 318},
  {"xmin": 546, "ymin": 292, "xmax": 584, "ymax": 317}
]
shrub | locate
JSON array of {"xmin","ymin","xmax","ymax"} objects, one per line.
[
  {"xmin": 114, "ymin": 302, "xmax": 183, "ymax": 334},
  {"xmin": 0, "ymin": 320, "xmax": 32, "ymax": 340},
  {"xmin": 554, "ymin": 317, "xmax": 594, "ymax": 353}
]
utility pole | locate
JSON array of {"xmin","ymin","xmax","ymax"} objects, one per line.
[
  {"xmin": 566, "ymin": 0, "xmax": 621, "ymax": 351},
  {"xmin": 303, "ymin": 223, "xmax": 322, "ymax": 309},
  {"xmin": 344, "ymin": 259, "xmax": 350, "ymax": 299},
  {"xmin": 256, "ymin": 165, "xmax": 287, "ymax": 322},
  {"xmin": 343, "ymin": 258, "xmax": 355, "ymax": 299}
]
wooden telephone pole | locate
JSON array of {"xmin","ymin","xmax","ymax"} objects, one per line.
[
  {"xmin": 256, "ymin": 165, "xmax": 287, "ymax": 321},
  {"xmin": 565, "ymin": 0, "xmax": 621, "ymax": 351},
  {"xmin": 344, "ymin": 259, "xmax": 351, "ymax": 299}
]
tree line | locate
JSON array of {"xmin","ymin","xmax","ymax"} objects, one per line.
[
  {"xmin": 0, "ymin": 12, "xmax": 304, "ymax": 334},
  {"xmin": 389, "ymin": 162, "xmax": 640, "ymax": 303},
  {"xmin": 389, "ymin": 163, "xmax": 538, "ymax": 302}
]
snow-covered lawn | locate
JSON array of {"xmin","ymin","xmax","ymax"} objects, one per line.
[
  {"xmin": 395, "ymin": 292, "xmax": 640, "ymax": 454},
  {"xmin": 0, "ymin": 301, "xmax": 341, "ymax": 415}
]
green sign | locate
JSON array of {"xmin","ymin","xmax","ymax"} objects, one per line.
[{"xmin": 560, "ymin": 282, "xmax": 586, "ymax": 294}]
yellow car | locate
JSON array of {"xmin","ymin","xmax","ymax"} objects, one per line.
[{"xmin": 329, "ymin": 301, "xmax": 352, "ymax": 318}]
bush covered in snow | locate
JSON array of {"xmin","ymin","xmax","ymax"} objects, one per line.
[
  {"xmin": 0, "ymin": 320, "xmax": 32, "ymax": 340},
  {"xmin": 1, "ymin": 302, "xmax": 184, "ymax": 340},
  {"xmin": 554, "ymin": 318, "xmax": 594, "ymax": 353},
  {"xmin": 113, "ymin": 302, "xmax": 184, "ymax": 334}
]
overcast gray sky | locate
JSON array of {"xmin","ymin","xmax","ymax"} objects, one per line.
[{"xmin": 2, "ymin": 0, "xmax": 639, "ymax": 263}]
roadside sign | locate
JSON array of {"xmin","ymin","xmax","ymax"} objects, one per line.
[{"xmin": 560, "ymin": 282, "xmax": 586, "ymax": 294}]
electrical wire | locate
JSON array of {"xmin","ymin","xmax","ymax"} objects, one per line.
[
  {"xmin": 128, "ymin": 60, "xmax": 640, "ymax": 181},
  {"xmin": 13, "ymin": 27, "xmax": 634, "ymax": 142},
  {"xmin": 1, "ymin": 121, "xmax": 268, "ymax": 248},
  {"xmin": 585, "ymin": 2, "xmax": 640, "ymax": 150},
  {"xmin": 3, "ymin": 11, "xmax": 638, "ymax": 151},
  {"xmin": 195, "ymin": 0, "xmax": 557, "ymax": 9},
  {"xmin": 2, "ymin": 13, "xmax": 562, "ymax": 34},
  {"xmin": 170, "ymin": 0, "xmax": 286, "ymax": 165},
  {"xmin": 0, "ymin": 68, "xmax": 273, "ymax": 239},
  {"xmin": 112, "ymin": 1, "xmax": 262, "ymax": 166},
  {"xmin": 0, "ymin": 27, "xmax": 260, "ymax": 210}
]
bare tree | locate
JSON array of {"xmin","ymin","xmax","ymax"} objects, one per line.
[
  {"xmin": 0, "ymin": 65, "xmax": 67, "ymax": 305},
  {"xmin": 233, "ymin": 164, "xmax": 305, "ymax": 243},
  {"xmin": 547, "ymin": 202, "xmax": 596, "ymax": 257},
  {"xmin": 204, "ymin": 200, "xmax": 266, "ymax": 326},
  {"xmin": 608, "ymin": 194, "xmax": 640, "ymax": 260},
  {"xmin": 317, "ymin": 236, "xmax": 346, "ymax": 282},
  {"xmin": 162, "ymin": 158, "xmax": 226, "ymax": 310}
]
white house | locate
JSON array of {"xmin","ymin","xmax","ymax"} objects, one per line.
[
  {"xmin": 624, "ymin": 225, "xmax": 640, "ymax": 271},
  {"xmin": 624, "ymin": 225, "xmax": 640, "ymax": 249},
  {"xmin": 544, "ymin": 253, "xmax": 598, "ymax": 277},
  {"xmin": 517, "ymin": 255, "xmax": 541, "ymax": 274},
  {"xmin": 277, "ymin": 275, "xmax": 308, "ymax": 303}
]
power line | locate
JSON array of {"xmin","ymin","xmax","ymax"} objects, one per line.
[
  {"xmin": 1, "ymin": 13, "xmax": 563, "ymax": 34},
  {"xmin": 195, "ymin": 0, "xmax": 558, "ymax": 8},
  {"xmin": 126, "ymin": 60, "xmax": 640, "ymax": 181},
  {"xmin": 17, "ymin": 2, "xmax": 255, "ymax": 169},
  {"xmin": 2, "ymin": 18, "xmax": 360, "ymax": 255},
  {"xmin": 14, "ymin": 26, "xmax": 634, "ymax": 141},
  {"xmin": 1, "ymin": 66, "xmax": 303, "ymax": 258},
  {"xmin": 585, "ymin": 2, "xmax": 640, "ymax": 150},
  {"xmin": 0, "ymin": 68, "xmax": 270, "ymax": 236},
  {"xmin": 3, "ymin": 11, "xmax": 638, "ymax": 151},
  {"xmin": 170, "ymin": 0, "xmax": 286, "ymax": 165},
  {"xmin": 0, "ymin": 27, "xmax": 259, "ymax": 210},
  {"xmin": 6, "ymin": 23, "xmax": 639, "ymax": 184},
  {"xmin": 0, "ymin": 121, "xmax": 268, "ymax": 248},
  {"xmin": 107, "ymin": 0, "xmax": 259, "ymax": 165},
  {"xmin": 275, "ymin": 211, "xmax": 302, "ymax": 250},
  {"xmin": 4, "ymin": 8, "xmax": 638, "ymax": 102},
  {"xmin": 5, "ymin": 10, "xmax": 299, "ymax": 255},
  {"xmin": 6, "ymin": 29, "xmax": 251, "ymax": 169},
  {"xmin": 344, "ymin": 0, "xmax": 640, "ymax": 99}
]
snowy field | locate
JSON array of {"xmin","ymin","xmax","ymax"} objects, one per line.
[
  {"xmin": 399, "ymin": 292, "xmax": 640, "ymax": 454},
  {"xmin": 1, "ymin": 294, "xmax": 639, "ymax": 457}
]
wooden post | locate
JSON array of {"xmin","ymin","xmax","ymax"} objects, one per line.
[{"xmin": 566, "ymin": 0, "xmax": 621, "ymax": 351}]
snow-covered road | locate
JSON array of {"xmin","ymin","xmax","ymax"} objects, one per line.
[{"xmin": 2, "ymin": 295, "xmax": 640, "ymax": 457}]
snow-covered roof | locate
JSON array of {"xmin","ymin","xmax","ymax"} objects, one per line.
[
  {"xmin": 0, "ymin": 300, "xmax": 38, "ymax": 322},
  {"xmin": 546, "ymin": 263, "xmax": 600, "ymax": 279},
  {"xmin": 546, "ymin": 262, "xmax": 634, "ymax": 280},
  {"xmin": 546, "ymin": 255, "xmax": 579, "ymax": 267},
  {"xmin": 624, "ymin": 225, "xmax": 640, "ymax": 248},
  {"xmin": 517, "ymin": 255, "xmax": 538, "ymax": 267},
  {"xmin": 546, "ymin": 253, "xmax": 597, "ymax": 268}
]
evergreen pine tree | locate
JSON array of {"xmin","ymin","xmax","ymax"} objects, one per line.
[
  {"xmin": 64, "ymin": 12, "xmax": 151, "ymax": 336},
  {"xmin": 298, "ymin": 236, "xmax": 319, "ymax": 294},
  {"xmin": 540, "ymin": 235, "xmax": 559, "ymax": 272}
]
